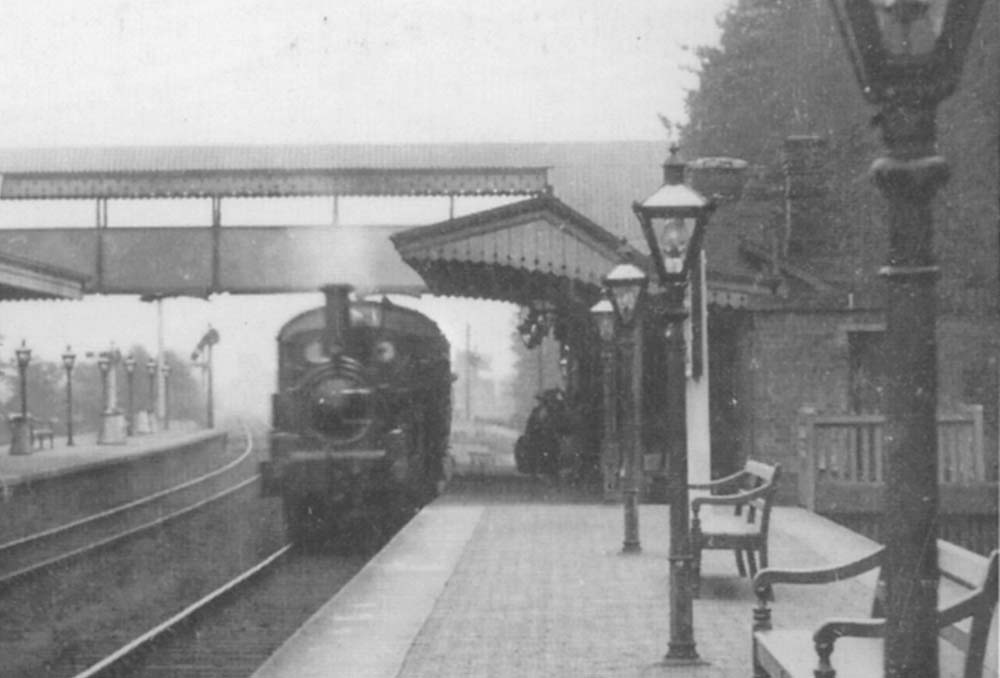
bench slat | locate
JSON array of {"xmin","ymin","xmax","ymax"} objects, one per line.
[
  {"xmin": 937, "ymin": 540, "xmax": 989, "ymax": 589},
  {"xmin": 744, "ymin": 459, "xmax": 776, "ymax": 483}
]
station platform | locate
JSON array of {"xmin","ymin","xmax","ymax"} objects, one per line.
[
  {"xmin": 253, "ymin": 475, "xmax": 911, "ymax": 678},
  {"xmin": 0, "ymin": 421, "xmax": 208, "ymax": 487}
]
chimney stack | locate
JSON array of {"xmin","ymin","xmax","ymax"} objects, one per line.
[{"xmin": 321, "ymin": 284, "xmax": 353, "ymax": 356}]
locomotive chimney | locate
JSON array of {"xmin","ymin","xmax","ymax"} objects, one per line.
[{"xmin": 321, "ymin": 284, "xmax": 353, "ymax": 356}]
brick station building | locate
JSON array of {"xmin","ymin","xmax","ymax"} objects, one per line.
[{"xmin": 688, "ymin": 136, "xmax": 997, "ymax": 551}]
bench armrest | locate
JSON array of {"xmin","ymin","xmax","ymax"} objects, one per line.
[
  {"xmin": 807, "ymin": 617, "xmax": 885, "ymax": 677},
  {"xmin": 687, "ymin": 469, "xmax": 747, "ymax": 491},
  {"xmin": 691, "ymin": 483, "xmax": 772, "ymax": 514},
  {"xmin": 814, "ymin": 617, "xmax": 885, "ymax": 644},
  {"xmin": 752, "ymin": 547, "xmax": 885, "ymax": 601}
]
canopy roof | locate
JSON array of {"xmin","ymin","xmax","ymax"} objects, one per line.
[
  {"xmin": 0, "ymin": 250, "xmax": 86, "ymax": 301},
  {"xmin": 392, "ymin": 195, "xmax": 633, "ymax": 306}
]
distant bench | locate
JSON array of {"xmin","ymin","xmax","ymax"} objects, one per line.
[
  {"xmin": 689, "ymin": 460, "xmax": 781, "ymax": 595},
  {"xmin": 32, "ymin": 418, "xmax": 56, "ymax": 449},
  {"xmin": 751, "ymin": 540, "xmax": 998, "ymax": 678},
  {"xmin": 4, "ymin": 413, "xmax": 57, "ymax": 451}
]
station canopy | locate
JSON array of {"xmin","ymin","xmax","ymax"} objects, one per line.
[
  {"xmin": 0, "ymin": 250, "xmax": 86, "ymax": 301},
  {"xmin": 391, "ymin": 194, "xmax": 630, "ymax": 307}
]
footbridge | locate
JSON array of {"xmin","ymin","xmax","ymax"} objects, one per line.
[{"xmin": 0, "ymin": 147, "xmax": 556, "ymax": 297}]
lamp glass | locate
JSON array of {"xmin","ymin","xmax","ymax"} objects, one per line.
[
  {"xmin": 873, "ymin": 0, "xmax": 945, "ymax": 56},
  {"xmin": 62, "ymin": 347, "xmax": 76, "ymax": 370},
  {"xmin": 612, "ymin": 286, "xmax": 640, "ymax": 325},
  {"xmin": 590, "ymin": 300, "xmax": 616, "ymax": 343},
  {"xmin": 656, "ymin": 216, "xmax": 697, "ymax": 275},
  {"xmin": 147, "ymin": 358, "xmax": 157, "ymax": 374},
  {"xmin": 603, "ymin": 263, "xmax": 648, "ymax": 327}
]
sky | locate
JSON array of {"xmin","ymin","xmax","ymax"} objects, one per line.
[
  {"xmin": 0, "ymin": 0, "xmax": 734, "ymax": 421},
  {"xmin": 0, "ymin": 0, "xmax": 732, "ymax": 146}
]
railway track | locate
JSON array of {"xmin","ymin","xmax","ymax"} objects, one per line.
[
  {"xmin": 67, "ymin": 547, "xmax": 367, "ymax": 678},
  {"xmin": 0, "ymin": 424, "xmax": 257, "ymax": 590},
  {"xmin": 0, "ymin": 422, "xmax": 380, "ymax": 678}
]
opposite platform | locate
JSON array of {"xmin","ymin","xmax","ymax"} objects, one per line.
[
  {"xmin": 0, "ymin": 422, "xmax": 212, "ymax": 487},
  {"xmin": 253, "ymin": 477, "xmax": 904, "ymax": 678}
]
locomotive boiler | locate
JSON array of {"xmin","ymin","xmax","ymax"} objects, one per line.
[{"xmin": 261, "ymin": 285, "xmax": 452, "ymax": 545}]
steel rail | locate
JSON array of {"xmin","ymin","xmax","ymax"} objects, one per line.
[
  {"xmin": 70, "ymin": 543, "xmax": 293, "ymax": 678},
  {"xmin": 0, "ymin": 424, "xmax": 253, "ymax": 554},
  {"xmin": 0, "ymin": 426, "xmax": 262, "ymax": 589}
]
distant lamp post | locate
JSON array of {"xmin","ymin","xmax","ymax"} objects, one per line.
[
  {"xmin": 590, "ymin": 299, "xmax": 621, "ymax": 501},
  {"xmin": 146, "ymin": 358, "xmax": 158, "ymax": 433},
  {"xmin": 162, "ymin": 363, "xmax": 171, "ymax": 431},
  {"xmin": 633, "ymin": 146, "xmax": 713, "ymax": 664},
  {"xmin": 62, "ymin": 346, "xmax": 76, "ymax": 446},
  {"xmin": 602, "ymin": 263, "xmax": 648, "ymax": 554},
  {"xmin": 9, "ymin": 341, "xmax": 33, "ymax": 455},
  {"xmin": 15, "ymin": 341, "xmax": 31, "ymax": 420},
  {"xmin": 827, "ymin": 1, "xmax": 985, "ymax": 677},
  {"xmin": 124, "ymin": 354, "xmax": 136, "ymax": 436},
  {"xmin": 97, "ymin": 351, "xmax": 111, "ymax": 408}
]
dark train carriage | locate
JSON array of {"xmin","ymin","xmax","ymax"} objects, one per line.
[{"xmin": 262, "ymin": 285, "xmax": 451, "ymax": 544}]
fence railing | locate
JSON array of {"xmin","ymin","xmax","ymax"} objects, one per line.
[
  {"xmin": 798, "ymin": 405, "xmax": 985, "ymax": 492},
  {"xmin": 796, "ymin": 405, "xmax": 997, "ymax": 554}
]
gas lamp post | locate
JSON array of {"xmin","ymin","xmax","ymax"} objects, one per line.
[
  {"xmin": 9, "ymin": 341, "xmax": 33, "ymax": 455},
  {"xmin": 124, "ymin": 354, "xmax": 136, "ymax": 436},
  {"xmin": 601, "ymin": 263, "xmax": 648, "ymax": 554},
  {"xmin": 146, "ymin": 358, "xmax": 158, "ymax": 433},
  {"xmin": 162, "ymin": 363, "xmax": 171, "ymax": 431},
  {"xmin": 97, "ymin": 350, "xmax": 111, "ymax": 405},
  {"xmin": 632, "ymin": 146, "xmax": 713, "ymax": 663},
  {"xmin": 62, "ymin": 346, "xmax": 76, "ymax": 446},
  {"xmin": 827, "ymin": 1, "xmax": 985, "ymax": 676},
  {"xmin": 590, "ymin": 299, "xmax": 620, "ymax": 502},
  {"xmin": 15, "ymin": 341, "xmax": 31, "ymax": 420}
]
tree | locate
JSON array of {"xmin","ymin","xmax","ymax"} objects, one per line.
[
  {"xmin": 503, "ymin": 330, "xmax": 563, "ymax": 430},
  {"xmin": 680, "ymin": 0, "xmax": 998, "ymax": 299}
]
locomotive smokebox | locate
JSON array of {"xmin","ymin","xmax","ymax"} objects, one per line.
[{"xmin": 321, "ymin": 284, "xmax": 353, "ymax": 356}]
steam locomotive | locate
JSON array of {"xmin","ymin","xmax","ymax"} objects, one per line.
[{"xmin": 261, "ymin": 285, "xmax": 452, "ymax": 545}]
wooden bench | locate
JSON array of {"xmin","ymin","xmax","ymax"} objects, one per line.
[
  {"xmin": 752, "ymin": 541, "xmax": 999, "ymax": 678},
  {"xmin": 689, "ymin": 460, "xmax": 781, "ymax": 596}
]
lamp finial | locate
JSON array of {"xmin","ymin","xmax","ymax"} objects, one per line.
[{"xmin": 663, "ymin": 143, "xmax": 686, "ymax": 186}]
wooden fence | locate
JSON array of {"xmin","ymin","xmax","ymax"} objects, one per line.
[{"xmin": 797, "ymin": 406, "xmax": 997, "ymax": 554}]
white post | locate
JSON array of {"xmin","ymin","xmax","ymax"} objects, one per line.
[{"xmin": 686, "ymin": 251, "xmax": 711, "ymax": 487}]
